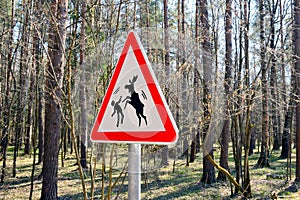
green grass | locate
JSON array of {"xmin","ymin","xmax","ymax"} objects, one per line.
[{"xmin": 0, "ymin": 145, "xmax": 299, "ymax": 199}]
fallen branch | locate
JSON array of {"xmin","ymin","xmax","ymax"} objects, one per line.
[{"xmin": 206, "ymin": 154, "xmax": 245, "ymax": 196}]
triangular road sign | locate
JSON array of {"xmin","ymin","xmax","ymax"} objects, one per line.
[{"xmin": 90, "ymin": 31, "xmax": 179, "ymax": 144}]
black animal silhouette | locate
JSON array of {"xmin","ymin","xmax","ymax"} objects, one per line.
[
  {"xmin": 111, "ymin": 96, "xmax": 124, "ymax": 127},
  {"xmin": 123, "ymin": 75, "xmax": 147, "ymax": 126}
]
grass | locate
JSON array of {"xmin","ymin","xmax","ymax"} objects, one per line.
[{"xmin": 0, "ymin": 145, "xmax": 300, "ymax": 199}]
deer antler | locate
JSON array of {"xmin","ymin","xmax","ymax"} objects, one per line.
[{"xmin": 129, "ymin": 75, "xmax": 138, "ymax": 83}]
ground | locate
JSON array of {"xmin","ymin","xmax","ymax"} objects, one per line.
[{"xmin": 0, "ymin": 145, "xmax": 300, "ymax": 199}]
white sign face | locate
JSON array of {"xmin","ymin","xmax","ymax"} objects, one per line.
[{"xmin": 98, "ymin": 47, "xmax": 165, "ymax": 132}]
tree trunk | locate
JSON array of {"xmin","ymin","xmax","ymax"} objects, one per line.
[
  {"xmin": 181, "ymin": 0, "xmax": 188, "ymax": 163},
  {"xmin": 79, "ymin": 0, "xmax": 87, "ymax": 169},
  {"xmin": 33, "ymin": 0, "xmax": 43, "ymax": 165},
  {"xmin": 218, "ymin": 0, "xmax": 233, "ymax": 181},
  {"xmin": 190, "ymin": 0, "xmax": 201, "ymax": 164},
  {"xmin": 257, "ymin": 0, "xmax": 270, "ymax": 168},
  {"xmin": 231, "ymin": 1, "xmax": 243, "ymax": 192},
  {"xmin": 176, "ymin": 0, "xmax": 183, "ymax": 165},
  {"xmin": 164, "ymin": 0, "xmax": 170, "ymax": 75},
  {"xmin": 24, "ymin": 2, "xmax": 32, "ymax": 156},
  {"xmin": 25, "ymin": 68, "xmax": 34, "ymax": 155},
  {"xmin": 41, "ymin": 0, "xmax": 68, "ymax": 198},
  {"xmin": 37, "ymin": 57, "xmax": 44, "ymax": 165},
  {"xmin": 243, "ymin": 0, "xmax": 252, "ymax": 197},
  {"xmin": 280, "ymin": 91, "xmax": 294, "ymax": 159},
  {"xmin": 13, "ymin": 2, "xmax": 28, "ymax": 176},
  {"xmin": 30, "ymin": 36, "xmax": 39, "ymax": 197},
  {"xmin": 232, "ymin": 115, "xmax": 242, "ymax": 193},
  {"xmin": 181, "ymin": 0, "xmax": 188, "ymax": 125},
  {"xmin": 36, "ymin": 7, "xmax": 44, "ymax": 163},
  {"xmin": 249, "ymin": 125, "xmax": 256, "ymax": 156},
  {"xmin": 1, "ymin": 0, "xmax": 15, "ymax": 183},
  {"xmin": 294, "ymin": 0, "xmax": 300, "ymax": 182},
  {"xmin": 270, "ymin": 0, "xmax": 280, "ymax": 151},
  {"xmin": 279, "ymin": 1, "xmax": 286, "ymax": 149},
  {"xmin": 161, "ymin": 0, "xmax": 169, "ymax": 166},
  {"xmin": 200, "ymin": 0, "xmax": 215, "ymax": 184}
]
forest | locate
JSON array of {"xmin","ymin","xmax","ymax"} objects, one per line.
[{"xmin": 0, "ymin": 0, "xmax": 300, "ymax": 199}]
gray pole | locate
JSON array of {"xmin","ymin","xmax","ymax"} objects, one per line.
[{"xmin": 128, "ymin": 143, "xmax": 141, "ymax": 200}]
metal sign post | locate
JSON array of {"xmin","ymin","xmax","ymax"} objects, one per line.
[
  {"xmin": 90, "ymin": 31, "xmax": 179, "ymax": 199},
  {"xmin": 128, "ymin": 144, "xmax": 141, "ymax": 200}
]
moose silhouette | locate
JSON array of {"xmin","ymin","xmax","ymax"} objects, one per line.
[{"xmin": 122, "ymin": 75, "xmax": 147, "ymax": 127}]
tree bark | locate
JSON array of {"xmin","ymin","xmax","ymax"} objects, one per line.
[
  {"xmin": 41, "ymin": 0, "xmax": 68, "ymax": 198},
  {"xmin": 280, "ymin": 89, "xmax": 294, "ymax": 159},
  {"xmin": 294, "ymin": 0, "xmax": 300, "ymax": 182},
  {"xmin": 190, "ymin": 0, "xmax": 201, "ymax": 163},
  {"xmin": 279, "ymin": 1, "xmax": 287, "ymax": 146},
  {"xmin": 249, "ymin": 125, "xmax": 257, "ymax": 156},
  {"xmin": 243, "ymin": 0, "xmax": 252, "ymax": 197},
  {"xmin": 280, "ymin": 0, "xmax": 295, "ymax": 161},
  {"xmin": 231, "ymin": 1, "xmax": 243, "ymax": 192},
  {"xmin": 22, "ymin": 3, "xmax": 32, "ymax": 156},
  {"xmin": 1, "ymin": 0, "xmax": 15, "ymax": 183},
  {"xmin": 257, "ymin": 0, "xmax": 270, "ymax": 168},
  {"xmin": 79, "ymin": 0, "xmax": 87, "ymax": 169},
  {"xmin": 200, "ymin": 0, "xmax": 215, "ymax": 184},
  {"xmin": 218, "ymin": 0, "xmax": 232, "ymax": 181},
  {"xmin": 270, "ymin": 0, "xmax": 280, "ymax": 151},
  {"xmin": 36, "ymin": 3, "xmax": 44, "ymax": 163},
  {"xmin": 37, "ymin": 13, "xmax": 44, "ymax": 165},
  {"xmin": 164, "ymin": 0, "xmax": 170, "ymax": 75},
  {"xmin": 25, "ymin": 67, "xmax": 34, "ymax": 155}
]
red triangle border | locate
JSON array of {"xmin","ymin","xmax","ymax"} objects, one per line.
[{"xmin": 90, "ymin": 31, "xmax": 178, "ymax": 144}]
